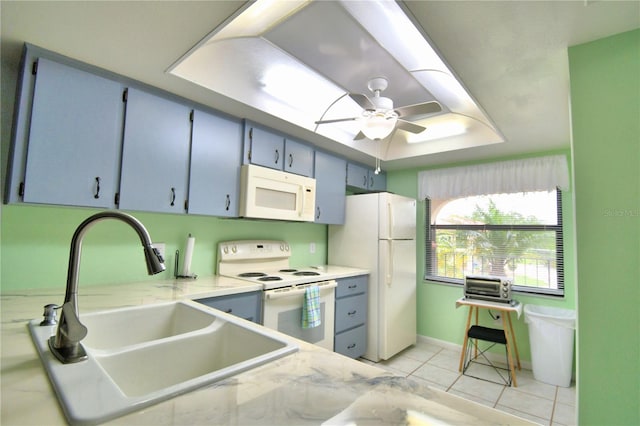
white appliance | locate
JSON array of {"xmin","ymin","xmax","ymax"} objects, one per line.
[
  {"xmin": 217, "ymin": 240, "xmax": 336, "ymax": 351},
  {"xmin": 328, "ymin": 192, "xmax": 417, "ymax": 362},
  {"xmin": 239, "ymin": 164, "xmax": 316, "ymax": 222}
]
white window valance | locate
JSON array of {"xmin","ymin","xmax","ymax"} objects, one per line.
[{"xmin": 418, "ymin": 155, "xmax": 570, "ymax": 200}]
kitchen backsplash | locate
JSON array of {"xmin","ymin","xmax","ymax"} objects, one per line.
[{"xmin": 0, "ymin": 204, "xmax": 327, "ymax": 291}]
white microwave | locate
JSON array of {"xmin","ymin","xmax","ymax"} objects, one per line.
[{"xmin": 239, "ymin": 164, "xmax": 316, "ymax": 222}]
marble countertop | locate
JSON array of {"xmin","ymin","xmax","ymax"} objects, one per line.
[{"xmin": 1, "ymin": 270, "xmax": 536, "ymax": 425}]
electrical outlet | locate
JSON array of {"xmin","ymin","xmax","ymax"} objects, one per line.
[{"xmin": 309, "ymin": 242, "xmax": 316, "ymax": 254}]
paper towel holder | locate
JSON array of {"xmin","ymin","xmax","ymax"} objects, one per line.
[{"xmin": 174, "ymin": 249, "xmax": 197, "ymax": 279}]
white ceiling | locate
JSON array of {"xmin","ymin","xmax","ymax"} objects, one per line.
[{"xmin": 2, "ymin": 1, "xmax": 639, "ymax": 171}]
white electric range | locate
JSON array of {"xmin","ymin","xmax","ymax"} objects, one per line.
[{"xmin": 217, "ymin": 240, "xmax": 337, "ymax": 350}]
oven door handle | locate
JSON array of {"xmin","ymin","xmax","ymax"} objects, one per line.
[{"xmin": 264, "ymin": 281, "xmax": 337, "ymax": 300}]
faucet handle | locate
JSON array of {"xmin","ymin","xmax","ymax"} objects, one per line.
[
  {"xmin": 40, "ymin": 304, "xmax": 60, "ymax": 326},
  {"xmin": 60, "ymin": 302, "xmax": 88, "ymax": 342}
]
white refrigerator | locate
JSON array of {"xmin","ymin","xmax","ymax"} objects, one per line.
[{"xmin": 329, "ymin": 192, "xmax": 417, "ymax": 362}]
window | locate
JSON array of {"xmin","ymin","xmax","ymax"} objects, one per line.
[{"xmin": 425, "ymin": 190, "xmax": 564, "ymax": 296}]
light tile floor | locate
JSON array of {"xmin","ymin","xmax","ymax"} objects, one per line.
[{"xmin": 360, "ymin": 340, "xmax": 576, "ymax": 425}]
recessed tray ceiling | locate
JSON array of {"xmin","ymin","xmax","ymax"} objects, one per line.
[{"xmin": 169, "ymin": 0, "xmax": 504, "ymax": 163}]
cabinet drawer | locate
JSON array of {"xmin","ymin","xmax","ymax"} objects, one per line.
[
  {"xmin": 336, "ymin": 276, "xmax": 367, "ymax": 298},
  {"xmin": 335, "ymin": 294, "xmax": 367, "ymax": 333},
  {"xmin": 195, "ymin": 291, "xmax": 261, "ymax": 324},
  {"xmin": 335, "ymin": 325, "xmax": 366, "ymax": 359}
]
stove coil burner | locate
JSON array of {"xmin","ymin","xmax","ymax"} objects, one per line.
[
  {"xmin": 293, "ymin": 271, "xmax": 321, "ymax": 276},
  {"xmin": 238, "ymin": 272, "xmax": 267, "ymax": 278},
  {"xmin": 258, "ymin": 276, "xmax": 283, "ymax": 282}
]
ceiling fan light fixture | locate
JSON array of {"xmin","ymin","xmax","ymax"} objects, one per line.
[{"xmin": 360, "ymin": 111, "xmax": 398, "ymax": 140}]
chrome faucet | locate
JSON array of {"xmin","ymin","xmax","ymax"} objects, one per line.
[{"xmin": 49, "ymin": 211, "xmax": 165, "ymax": 364}]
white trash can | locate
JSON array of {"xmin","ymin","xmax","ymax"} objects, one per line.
[{"xmin": 524, "ymin": 305, "xmax": 576, "ymax": 387}]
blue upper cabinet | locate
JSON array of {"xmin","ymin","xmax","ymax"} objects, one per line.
[
  {"xmin": 346, "ymin": 162, "xmax": 386, "ymax": 192},
  {"xmin": 243, "ymin": 121, "xmax": 314, "ymax": 176},
  {"xmin": 188, "ymin": 109, "xmax": 243, "ymax": 217},
  {"xmin": 244, "ymin": 123, "xmax": 285, "ymax": 170},
  {"xmin": 314, "ymin": 151, "xmax": 346, "ymax": 224},
  {"xmin": 119, "ymin": 88, "xmax": 191, "ymax": 214},
  {"xmin": 283, "ymin": 137, "xmax": 314, "ymax": 177},
  {"xmin": 20, "ymin": 58, "xmax": 124, "ymax": 208},
  {"xmin": 368, "ymin": 170, "xmax": 387, "ymax": 192},
  {"xmin": 346, "ymin": 163, "xmax": 369, "ymax": 190}
]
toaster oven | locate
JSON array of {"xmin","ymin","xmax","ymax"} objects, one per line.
[{"xmin": 464, "ymin": 275, "xmax": 513, "ymax": 303}]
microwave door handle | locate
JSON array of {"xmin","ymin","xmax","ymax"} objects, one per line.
[{"xmin": 299, "ymin": 187, "xmax": 305, "ymax": 218}]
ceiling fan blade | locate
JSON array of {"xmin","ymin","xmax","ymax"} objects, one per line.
[
  {"xmin": 349, "ymin": 93, "xmax": 375, "ymax": 110},
  {"xmin": 396, "ymin": 119, "xmax": 426, "ymax": 134},
  {"xmin": 353, "ymin": 131, "xmax": 366, "ymax": 140},
  {"xmin": 395, "ymin": 101, "xmax": 442, "ymax": 119},
  {"xmin": 315, "ymin": 117, "xmax": 359, "ymax": 125}
]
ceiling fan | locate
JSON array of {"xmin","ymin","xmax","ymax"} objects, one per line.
[{"xmin": 315, "ymin": 77, "xmax": 442, "ymax": 141}]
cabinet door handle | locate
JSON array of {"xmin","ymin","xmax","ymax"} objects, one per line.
[
  {"xmin": 170, "ymin": 187, "xmax": 176, "ymax": 206},
  {"xmin": 347, "ymin": 310, "xmax": 357, "ymax": 316},
  {"xmin": 363, "ymin": 175, "xmax": 367, "ymax": 186},
  {"xmin": 347, "ymin": 343, "xmax": 356, "ymax": 349},
  {"xmin": 275, "ymin": 149, "xmax": 280, "ymax": 164},
  {"xmin": 348, "ymin": 284, "xmax": 357, "ymax": 289},
  {"xmin": 316, "ymin": 206, "xmax": 321, "ymax": 220},
  {"xmin": 370, "ymin": 176, "xmax": 374, "ymax": 188},
  {"xmin": 94, "ymin": 177, "xmax": 101, "ymax": 199},
  {"xmin": 288, "ymin": 153, "xmax": 293, "ymax": 168},
  {"xmin": 225, "ymin": 308, "xmax": 233, "ymax": 314},
  {"xmin": 225, "ymin": 194, "xmax": 231, "ymax": 211}
]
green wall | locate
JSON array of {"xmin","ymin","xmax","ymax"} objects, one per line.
[
  {"xmin": 1, "ymin": 204, "xmax": 327, "ymax": 291},
  {"xmin": 386, "ymin": 150, "xmax": 577, "ymax": 366},
  {"xmin": 569, "ymin": 29, "xmax": 640, "ymax": 425}
]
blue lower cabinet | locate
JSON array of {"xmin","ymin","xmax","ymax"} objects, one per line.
[
  {"xmin": 334, "ymin": 276, "xmax": 368, "ymax": 358},
  {"xmin": 195, "ymin": 291, "xmax": 262, "ymax": 324},
  {"xmin": 335, "ymin": 325, "xmax": 367, "ymax": 358}
]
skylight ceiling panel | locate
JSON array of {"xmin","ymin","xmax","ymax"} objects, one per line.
[
  {"xmin": 263, "ymin": 0, "xmax": 435, "ymax": 108},
  {"xmin": 171, "ymin": 36, "xmax": 343, "ymax": 130}
]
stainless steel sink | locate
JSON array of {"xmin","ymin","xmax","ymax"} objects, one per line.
[{"xmin": 29, "ymin": 300, "xmax": 298, "ymax": 425}]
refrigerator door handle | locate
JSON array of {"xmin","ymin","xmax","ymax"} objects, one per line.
[
  {"xmin": 387, "ymin": 201, "xmax": 393, "ymax": 238},
  {"xmin": 387, "ymin": 240, "xmax": 393, "ymax": 286},
  {"xmin": 384, "ymin": 239, "xmax": 394, "ymax": 287}
]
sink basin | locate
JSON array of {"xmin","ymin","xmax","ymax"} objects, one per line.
[
  {"xmin": 29, "ymin": 300, "xmax": 298, "ymax": 425},
  {"xmin": 81, "ymin": 302, "xmax": 216, "ymax": 349},
  {"xmin": 96, "ymin": 320, "xmax": 289, "ymax": 397}
]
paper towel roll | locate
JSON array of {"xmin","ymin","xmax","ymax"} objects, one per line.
[{"xmin": 181, "ymin": 234, "xmax": 195, "ymax": 276}]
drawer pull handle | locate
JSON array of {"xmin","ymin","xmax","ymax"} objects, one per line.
[
  {"xmin": 347, "ymin": 343, "xmax": 356, "ymax": 349},
  {"xmin": 94, "ymin": 177, "xmax": 101, "ymax": 199},
  {"xmin": 348, "ymin": 285, "xmax": 357, "ymax": 289},
  {"xmin": 225, "ymin": 308, "xmax": 232, "ymax": 313},
  {"xmin": 347, "ymin": 310, "xmax": 357, "ymax": 316}
]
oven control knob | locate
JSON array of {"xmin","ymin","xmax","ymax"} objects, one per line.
[
  {"xmin": 231, "ymin": 245, "xmax": 237, "ymax": 254},
  {"xmin": 223, "ymin": 246, "xmax": 229, "ymax": 254}
]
